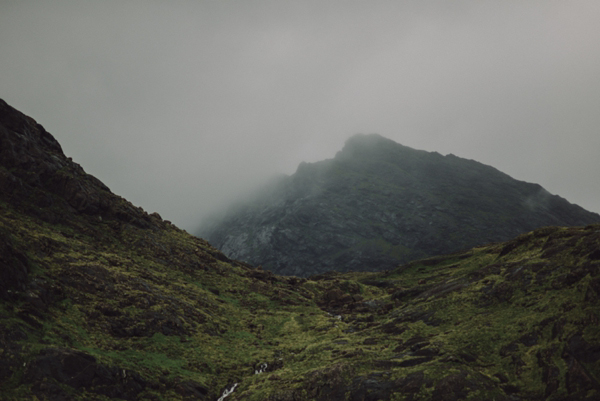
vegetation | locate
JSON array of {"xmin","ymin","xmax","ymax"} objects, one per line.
[
  {"xmin": 2, "ymin": 195, "xmax": 600, "ymax": 400},
  {"xmin": 1, "ymin": 100, "xmax": 599, "ymax": 400}
]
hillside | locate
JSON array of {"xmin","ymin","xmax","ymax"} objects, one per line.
[
  {"xmin": 200, "ymin": 134, "xmax": 600, "ymax": 277},
  {"xmin": 1, "ymin": 99, "xmax": 599, "ymax": 400}
]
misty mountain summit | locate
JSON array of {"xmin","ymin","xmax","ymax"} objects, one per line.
[{"xmin": 200, "ymin": 133, "xmax": 600, "ymax": 277}]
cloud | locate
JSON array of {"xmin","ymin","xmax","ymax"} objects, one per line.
[{"xmin": 1, "ymin": 0, "xmax": 599, "ymax": 231}]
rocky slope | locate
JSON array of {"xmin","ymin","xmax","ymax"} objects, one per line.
[
  {"xmin": 200, "ymin": 134, "xmax": 600, "ymax": 277},
  {"xmin": 1, "ymin": 99, "xmax": 600, "ymax": 400}
]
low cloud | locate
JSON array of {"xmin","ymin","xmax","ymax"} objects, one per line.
[{"xmin": 1, "ymin": 1, "xmax": 599, "ymax": 231}]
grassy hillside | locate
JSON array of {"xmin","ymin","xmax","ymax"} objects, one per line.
[
  {"xmin": 2, "ymin": 198, "xmax": 600, "ymax": 400},
  {"xmin": 1, "ymin": 100, "xmax": 599, "ymax": 400}
]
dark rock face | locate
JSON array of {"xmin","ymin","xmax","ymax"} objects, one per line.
[
  {"xmin": 0, "ymin": 99, "xmax": 104, "ymax": 213},
  {"xmin": 200, "ymin": 134, "xmax": 600, "ymax": 277},
  {"xmin": 0, "ymin": 99, "xmax": 165, "ymax": 229}
]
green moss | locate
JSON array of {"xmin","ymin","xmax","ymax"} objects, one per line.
[{"xmin": 1, "ymin": 196, "xmax": 599, "ymax": 400}]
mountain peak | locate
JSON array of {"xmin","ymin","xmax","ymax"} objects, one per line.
[
  {"xmin": 337, "ymin": 133, "xmax": 411, "ymax": 158},
  {"xmin": 344, "ymin": 133, "xmax": 394, "ymax": 147},
  {"xmin": 334, "ymin": 134, "xmax": 444, "ymax": 171},
  {"xmin": 202, "ymin": 134, "xmax": 600, "ymax": 277}
]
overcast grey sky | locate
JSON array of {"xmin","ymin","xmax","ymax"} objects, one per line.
[{"xmin": 1, "ymin": 1, "xmax": 599, "ymax": 232}]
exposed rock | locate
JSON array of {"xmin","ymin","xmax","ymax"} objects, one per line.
[
  {"xmin": 0, "ymin": 98, "xmax": 163, "ymax": 230},
  {"xmin": 200, "ymin": 133, "xmax": 600, "ymax": 277}
]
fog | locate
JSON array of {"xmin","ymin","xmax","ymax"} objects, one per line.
[{"xmin": 1, "ymin": 1, "xmax": 599, "ymax": 232}]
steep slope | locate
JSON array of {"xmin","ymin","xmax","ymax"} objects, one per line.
[
  {"xmin": 200, "ymin": 134, "xmax": 600, "ymax": 277},
  {"xmin": 1, "ymin": 100, "xmax": 599, "ymax": 401}
]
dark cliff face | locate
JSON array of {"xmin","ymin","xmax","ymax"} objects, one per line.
[
  {"xmin": 0, "ymin": 99, "xmax": 165, "ymax": 230},
  {"xmin": 201, "ymin": 133, "xmax": 600, "ymax": 277},
  {"xmin": 0, "ymin": 99, "xmax": 174, "ymax": 304}
]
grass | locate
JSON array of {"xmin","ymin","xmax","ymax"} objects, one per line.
[{"xmin": 1, "ymin": 196, "xmax": 599, "ymax": 400}]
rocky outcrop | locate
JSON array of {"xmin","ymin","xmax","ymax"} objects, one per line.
[
  {"xmin": 0, "ymin": 98, "xmax": 164, "ymax": 229},
  {"xmin": 200, "ymin": 134, "xmax": 600, "ymax": 276}
]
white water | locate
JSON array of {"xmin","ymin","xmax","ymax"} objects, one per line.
[
  {"xmin": 217, "ymin": 383, "xmax": 238, "ymax": 401},
  {"xmin": 255, "ymin": 362, "xmax": 268, "ymax": 374}
]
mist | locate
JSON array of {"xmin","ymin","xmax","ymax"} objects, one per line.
[{"xmin": 1, "ymin": 1, "xmax": 599, "ymax": 232}]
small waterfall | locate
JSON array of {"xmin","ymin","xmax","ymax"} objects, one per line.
[
  {"xmin": 217, "ymin": 383, "xmax": 238, "ymax": 401},
  {"xmin": 255, "ymin": 362, "xmax": 268, "ymax": 374}
]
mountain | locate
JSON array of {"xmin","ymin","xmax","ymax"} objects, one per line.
[
  {"xmin": 199, "ymin": 134, "xmax": 600, "ymax": 277},
  {"xmin": 1, "ymin": 99, "xmax": 600, "ymax": 400}
]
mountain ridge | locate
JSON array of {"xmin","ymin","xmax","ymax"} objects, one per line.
[
  {"xmin": 1, "ymin": 100, "xmax": 599, "ymax": 400},
  {"xmin": 200, "ymin": 133, "xmax": 599, "ymax": 277}
]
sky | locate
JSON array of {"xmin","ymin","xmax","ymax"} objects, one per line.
[{"xmin": 1, "ymin": 0, "xmax": 599, "ymax": 233}]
